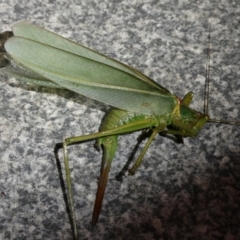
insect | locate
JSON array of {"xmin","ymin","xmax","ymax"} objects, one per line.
[{"xmin": 0, "ymin": 22, "xmax": 239, "ymax": 239}]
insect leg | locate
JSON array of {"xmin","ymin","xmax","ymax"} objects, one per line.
[
  {"xmin": 128, "ymin": 123, "xmax": 166, "ymax": 175},
  {"xmin": 160, "ymin": 91, "xmax": 194, "ymax": 144},
  {"xmin": 92, "ymin": 135, "xmax": 117, "ymax": 225},
  {"xmin": 63, "ymin": 141, "xmax": 78, "ymax": 239},
  {"xmin": 55, "ymin": 117, "xmax": 158, "ymax": 234},
  {"xmin": 181, "ymin": 91, "xmax": 193, "ymax": 106}
]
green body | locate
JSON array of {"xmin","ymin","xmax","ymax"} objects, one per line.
[{"xmin": 0, "ymin": 22, "xmax": 209, "ymax": 239}]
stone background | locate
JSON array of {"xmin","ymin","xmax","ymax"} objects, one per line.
[{"xmin": 0, "ymin": 1, "xmax": 239, "ymax": 239}]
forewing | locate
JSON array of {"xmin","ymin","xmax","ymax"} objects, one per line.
[
  {"xmin": 5, "ymin": 37, "xmax": 177, "ymax": 115},
  {"xmin": 3, "ymin": 58, "xmax": 62, "ymax": 88},
  {"xmin": 12, "ymin": 22, "xmax": 171, "ymax": 94}
]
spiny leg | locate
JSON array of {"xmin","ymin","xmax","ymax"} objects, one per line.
[
  {"xmin": 63, "ymin": 142, "xmax": 78, "ymax": 239},
  {"xmin": 116, "ymin": 129, "xmax": 153, "ymax": 181},
  {"xmin": 128, "ymin": 123, "xmax": 166, "ymax": 175},
  {"xmin": 54, "ymin": 116, "xmax": 157, "ymax": 235},
  {"xmin": 92, "ymin": 136, "xmax": 117, "ymax": 225},
  {"xmin": 54, "ymin": 143, "xmax": 78, "ymax": 240}
]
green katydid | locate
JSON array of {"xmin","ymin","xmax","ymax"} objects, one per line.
[{"xmin": 0, "ymin": 22, "xmax": 239, "ymax": 239}]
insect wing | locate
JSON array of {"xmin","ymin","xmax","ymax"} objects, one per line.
[
  {"xmin": 4, "ymin": 26, "xmax": 177, "ymax": 115},
  {"xmin": 12, "ymin": 22, "xmax": 171, "ymax": 94},
  {"xmin": 3, "ymin": 57, "xmax": 63, "ymax": 88}
]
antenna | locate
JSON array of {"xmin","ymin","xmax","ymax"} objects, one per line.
[
  {"xmin": 204, "ymin": 22, "xmax": 211, "ymax": 116},
  {"xmin": 205, "ymin": 22, "xmax": 240, "ymax": 126}
]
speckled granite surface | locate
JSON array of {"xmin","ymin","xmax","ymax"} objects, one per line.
[{"xmin": 0, "ymin": 1, "xmax": 240, "ymax": 240}]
